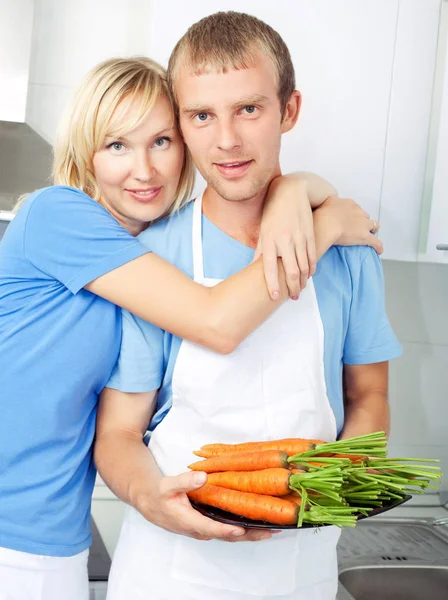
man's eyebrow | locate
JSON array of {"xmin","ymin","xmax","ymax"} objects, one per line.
[
  {"xmin": 181, "ymin": 95, "xmax": 270, "ymax": 115},
  {"xmin": 232, "ymin": 94, "xmax": 270, "ymax": 108},
  {"xmin": 181, "ymin": 104, "xmax": 213, "ymax": 115}
]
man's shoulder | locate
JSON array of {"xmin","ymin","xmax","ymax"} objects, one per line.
[
  {"xmin": 137, "ymin": 201, "xmax": 194, "ymax": 271},
  {"xmin": 138, "ymin": 201, "xmax": 193, "ymax": 247},
  {"xmin": 319, "ymin": 245, "xmax": 380, "ymax": 274}
]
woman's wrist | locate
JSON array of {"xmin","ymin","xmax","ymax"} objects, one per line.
[{"xmin": 312, "ymin": 200, "xmax": 342, "ymax": 258}]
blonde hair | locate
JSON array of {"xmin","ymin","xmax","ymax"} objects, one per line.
[
  {"xmin": 52, "ymin": 56, "xmax": 195, "ymax": 215},
  {"xmin": 168, "ymin": 11, "xmax": 296, "ymax": 115}
]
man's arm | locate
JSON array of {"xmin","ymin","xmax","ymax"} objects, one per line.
[
  {"xmin": 339, "ymin": 362, "xmax": 390, "ymax": 440},
  {"xmin": 94, "ymin": 387, "xmax": 272, "ymax": 542}
]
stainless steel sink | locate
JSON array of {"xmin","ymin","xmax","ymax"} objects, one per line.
[
  {"xmin": 336, "ymin": 518, "xmax": 448, "ymax": 599},
  {"xmin": 339, "ymin": 566, "xmax": 448, "ymax": 600}
]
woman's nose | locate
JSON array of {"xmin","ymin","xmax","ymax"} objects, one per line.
[{"xmin": 133, "ymin": 154, "xmax": 156, "ymax": 182}]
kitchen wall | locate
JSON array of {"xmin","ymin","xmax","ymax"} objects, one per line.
[
  {"xmin": 26, "ymin": 0, "xmax": 155, "ymax": 144},
  {"xmin": 384, "ymin": 260, "xmax": 448, "ymax": 501},
  {"xmin": 0, "ymin": 0, "xmax": 34, "ymax": 122}
]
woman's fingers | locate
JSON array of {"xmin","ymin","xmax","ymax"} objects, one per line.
[
  {"xmin": 275, "ymin": 235, "xmax": 302, "ymax": 298},
  {"xmin": 366, "ymin": 233, "xmax": 384, "ymax": 254},
  {"xmin": 259, "ymin": 237, "xmax": 281, "ymax": 299}
]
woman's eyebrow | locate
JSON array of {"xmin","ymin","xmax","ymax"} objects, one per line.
[
  {"xmin": 104, "ymin": 126, "xmax": 176, "ymax": 143},
  {"xmin": 152, "ymin": 126, "xmax": 176, "ymax": 137}
]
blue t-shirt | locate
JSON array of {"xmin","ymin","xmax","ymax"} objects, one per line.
[
  {"xmin": 0, "ymin": 186, "xmax": 149, "ymax": 557},
  {"xmin": 107, "ymin": 201, "xmax": 402, "ymax": 440}
]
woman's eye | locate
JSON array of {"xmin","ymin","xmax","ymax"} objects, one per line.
[
  {"xmin": 195, "ymin": 112, "xmax": 209, "ymax": 122},
  {"xmin": 153, "ymin": 136, "xmax": 172, "ymax": 148},
  {"xmin": 107, "ymin": 142, "xmax": 125, "ymax": 152}
]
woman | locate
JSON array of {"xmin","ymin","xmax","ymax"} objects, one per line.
[{"xmin": 0, "ymin": 57, "xmax": 380, "ymax": 600}]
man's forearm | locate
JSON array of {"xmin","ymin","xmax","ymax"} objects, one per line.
[
  {"xmin": 94, "ymin": 431, "xmax": 161, "ymax": 513},
  {"xmin": 339, "ymin": 392, "xmax": 390, "ymax": 440}
]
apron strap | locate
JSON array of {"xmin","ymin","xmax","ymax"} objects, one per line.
[{"xmin": 192, "ymin": 193, "xmax": 205, "ymax": 281}]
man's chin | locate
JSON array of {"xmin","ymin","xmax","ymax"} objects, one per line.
[{"xmin": 207, "ymin": 178, "xmax": 265, "ymax": 203}]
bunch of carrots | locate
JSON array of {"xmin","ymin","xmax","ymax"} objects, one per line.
[{"xmin": 187, "ymin": 432, "xmax": 442, "ymax": 528}]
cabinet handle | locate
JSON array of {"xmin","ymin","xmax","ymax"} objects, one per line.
[{"xmin": 436, "ymin": 244, "xmax": 448, "ymax": 251}]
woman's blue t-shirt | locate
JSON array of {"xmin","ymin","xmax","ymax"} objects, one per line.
[{"xmin": 0, "ymin": 186, "xmax": 148, "ymax": 556}]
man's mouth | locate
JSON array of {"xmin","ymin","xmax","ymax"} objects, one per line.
[{"xmin": 214, "ymin": 160, "xmax": 253, "ymax": 178}]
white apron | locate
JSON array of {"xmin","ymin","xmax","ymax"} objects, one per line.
[
  {"xmin": 0, "ymin": 546, "xmax": 89, "ymax": 600},
  {"xmin": 107, "ymin": 194, "xmax": 341, "ymax": 600}
]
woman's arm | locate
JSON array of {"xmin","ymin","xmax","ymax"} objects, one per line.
[
  {"xmin": 86, "ymin": 179, "xmax": 381, "ymax": 355},
  {"xmin": 256, "ymin": 173, "xmax": 338, "ymax": 294},
  {"xmin": 86, "ymin": 255, "xmax": 289, "ymax": 354}
]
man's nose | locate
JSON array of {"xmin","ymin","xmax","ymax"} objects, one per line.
[{"xmin": 216, "ymin": 119, "xmax": 242, "ymax": 152}]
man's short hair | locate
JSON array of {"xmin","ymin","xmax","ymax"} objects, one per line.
[{"xmin": 167, "ymin": 11, "xmax": 296, "ymax": 115}]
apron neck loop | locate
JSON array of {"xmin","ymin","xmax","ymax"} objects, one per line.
[{"xmin": 192, "ymin": 194, "xmax": 205, "ymax": 281}]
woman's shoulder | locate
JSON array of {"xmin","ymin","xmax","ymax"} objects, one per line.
[
  {"xmin": 26, "ymin": 185, "xmax": 93, "ymax": 207},
  {"xmin": 22, "ymin": 185, "xmax": 115, "ymax": 227}
]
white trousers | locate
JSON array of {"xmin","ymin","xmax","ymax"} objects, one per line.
[{"xmin": 0, "ymin": 546, "xmax": 89, "ymax": 600}]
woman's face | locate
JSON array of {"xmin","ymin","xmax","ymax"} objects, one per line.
[{"xmin": 93, "ymin": 93, "xmax": 185, "ymax": 236}]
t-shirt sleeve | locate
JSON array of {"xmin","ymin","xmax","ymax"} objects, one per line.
[
  {"xmin": 106, "ymin": 309, "xmax": 164, "ymax": 392},
  {"xmin": 343, "ymin": 247, "xmax": 402, "ymax": 365},
  {"xmin": 23, "ymin": 186, "xmax": 150, "ymax": 293}
]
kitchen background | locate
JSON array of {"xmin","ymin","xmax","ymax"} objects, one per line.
[{"xmin": 1, "ymin": 0, "xmax": 447, "ymax": 596}]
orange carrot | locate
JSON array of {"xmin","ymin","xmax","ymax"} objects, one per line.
[
  {"xmin": 188, "ymin": 484, "xmax": 299, "ymax": 525},
  {"xmin": 188, "ymin": 450, "xmax": 289, "ymax": 473},
  {"xmin": 195, "ymin": 438, "xmax": 320, "ymax": 458},
  {"xmin": 207, "ymin": 468, "xmax": 291, "ymax": 496},
  {"xmin": 282, "ymin": 491, "xmax": 307, "ymax": 507},
  {"xmin": 333, "ymin": 454, "xmax": 366, "ymax": 463}
]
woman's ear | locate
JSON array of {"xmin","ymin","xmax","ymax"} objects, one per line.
[{"xmin": 281, "ymin": 90, "xmax": 302, "ymax": 133}]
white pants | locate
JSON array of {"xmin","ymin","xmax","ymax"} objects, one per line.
[{"xmin": 0, "ymin": 546, "xmax": 89, "ymax": 600}]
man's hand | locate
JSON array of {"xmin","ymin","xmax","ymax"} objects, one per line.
[{"xmin": 136, "ymin": 470, "xmax": 275, "ymax": 543}]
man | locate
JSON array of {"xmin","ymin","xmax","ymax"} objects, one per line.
[{"xmin": 96, "ymin": 11, "xmax": 401, "ymax": 600}]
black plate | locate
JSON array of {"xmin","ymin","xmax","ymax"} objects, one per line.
[{"xmin": 191, "ymin": 495, "xmax": 412, "ymax": 529}]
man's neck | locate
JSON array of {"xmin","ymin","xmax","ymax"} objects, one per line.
[{"xmin": 201, "ymin": 169, "xmax": 281, "ymax": 249}]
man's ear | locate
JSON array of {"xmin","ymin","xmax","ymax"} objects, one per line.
[{"xmin": 281, "ymin": 90, "xmax": 301, "ymax": 133}]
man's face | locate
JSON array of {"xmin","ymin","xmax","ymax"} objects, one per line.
[{"xmin": 175, "ymin": 52, "xmax": 293, "ymax": 203}]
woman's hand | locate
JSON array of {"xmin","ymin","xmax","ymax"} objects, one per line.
[
  {"xmin": 256, "ymin": 176, "xmax": 316, "ymax": 300},
  {"xmin": 313, "ymin": 196, "xmax": 383, "ymax": 257}
]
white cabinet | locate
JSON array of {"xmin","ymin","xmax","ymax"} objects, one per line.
[
  {"xmin": 420, "ymin": 1, "xmax": 448, "ymax": 264},
  {"xmin": 148, "ymin": 0, "xmax": 441, "ymax": 262},
  {"xmin": 0, "ymin": 0, "xmax": 34, "ymax": 122}
]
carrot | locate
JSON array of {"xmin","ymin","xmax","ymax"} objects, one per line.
[
  {"xmin": 283, "ymin": 492, "xmax": 307, "ymax": 507},
  {"xmin": 207, "ymin": 468, "xmax": 291, "ymax": 496},
  {"xmin": 188, "ymin": 483, "xmax": 299, "ymax": 525},
  {"xmin": 195, "ymin": 438, "xmax": 321, "ymax": 458},
  {"xmin": 188, "ymin": 450, "xmax": 289, "ymax": 473},
  {"xmin": 333, "ymin": 454, "xmax": 367, "ymax": 463}
]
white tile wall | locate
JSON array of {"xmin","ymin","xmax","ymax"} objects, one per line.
[
  {"xmin": 383, "ymin": 260, "xmax": 448, "ymax": 492},
  {"xmin": 26, "ymin": 0, "xmax": 155, "ymax": 144}
]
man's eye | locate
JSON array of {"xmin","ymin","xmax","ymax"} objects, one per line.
[
  {"xmin": 195, "ymin": 112, "xmax": 209, "ymax": 122},
  {"xmin": 243, "ymin": 105, "xmax": 256, "ymax": 114}
]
